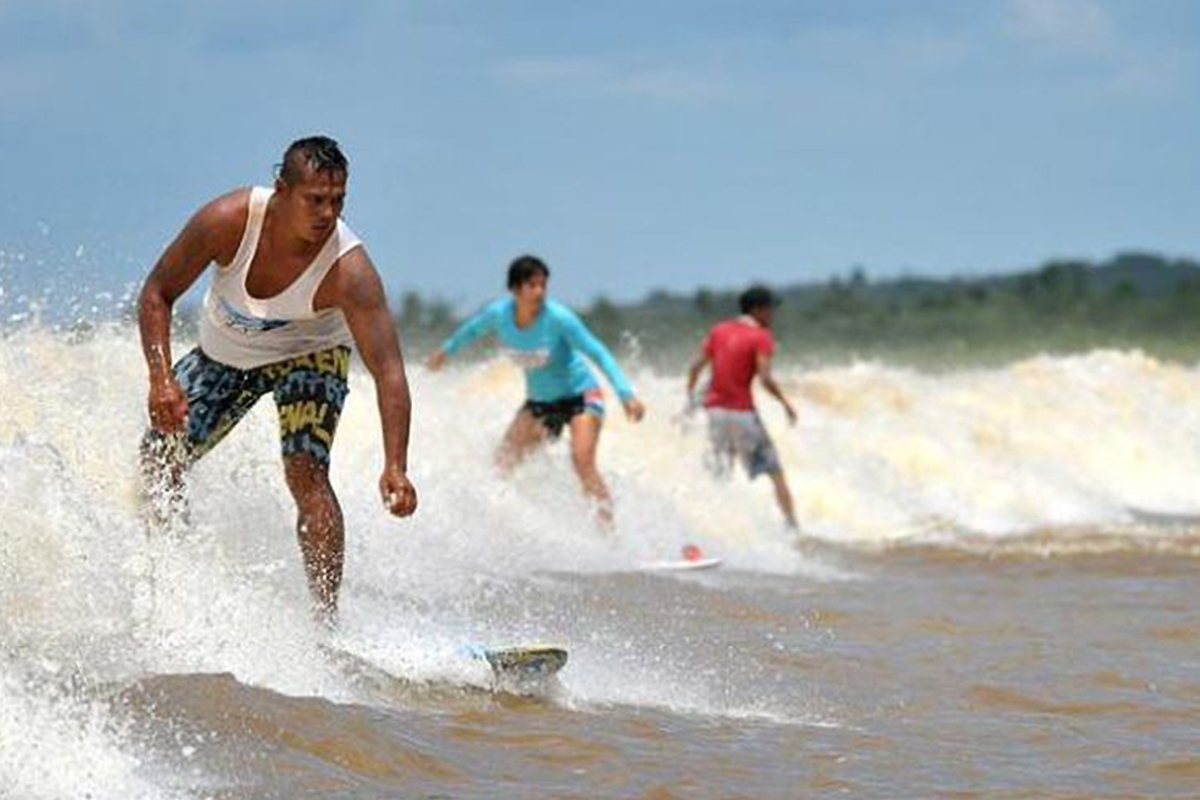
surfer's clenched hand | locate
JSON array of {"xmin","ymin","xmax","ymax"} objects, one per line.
[
  {"xmin": 380, "ymin": 466, "xmax": 418, "ymax": 517},
  {"xmin": 148, "ymin": 376, "xmax": 189, "ymax": 432},
  {"xmin": 425, "ymin": 349, "xmax": 448, "ymax": 371},
  {"xmin": 623, "ymin": 397, "xmax": 646, "ymax": 423}
]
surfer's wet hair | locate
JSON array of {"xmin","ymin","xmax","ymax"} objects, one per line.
[
  {"xmin": 278, "ymin": 136, "xmax": 349, "ymax": 183},
  {"xmin": 507, "ymin": 255, "xmax": 551, "ymax": 290}
]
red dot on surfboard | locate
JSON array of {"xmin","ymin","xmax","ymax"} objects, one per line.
[{"xmin": 681, "ymin": 543, "xmax": 702, "ymax": 561}]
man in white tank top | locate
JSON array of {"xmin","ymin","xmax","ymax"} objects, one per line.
[{"xmin": 137, "ymin": 136, "xmax": 417, "ymax": 625}]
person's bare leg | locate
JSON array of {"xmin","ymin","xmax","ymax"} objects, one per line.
[
  {"xmin": 768, "ymin": 470, "xmax": 798, "ymax": 530},
  {"xmin": 284, "ymin": 454, "xmax": 344, "ymax": 627},
  {"xmin": 568, "ymin": 413, "xmax": 614, "ymax": 527},
  {"xmin": 495, "ymin": 408, "xmax": 547, "ymax": 474}
]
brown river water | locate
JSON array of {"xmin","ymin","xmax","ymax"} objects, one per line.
[{"xmin": 109, "ymin": 544, "xmax": 1199, "ymax": 800}]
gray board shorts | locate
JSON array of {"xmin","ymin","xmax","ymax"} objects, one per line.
[{"xmin": 705, "ymin": 407, "xmax": 782, "ymax": 479}]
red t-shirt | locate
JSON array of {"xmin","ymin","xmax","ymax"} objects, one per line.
[{"xmin": 702, "ymin": 318, "xmax": 775, "ymax": 411}]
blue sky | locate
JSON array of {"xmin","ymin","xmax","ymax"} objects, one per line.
[{"xmin": 0, "ymin": 0, "xmax": 1196, "ymax": 310}]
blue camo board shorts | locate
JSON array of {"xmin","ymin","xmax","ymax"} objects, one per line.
[{"xmin": 147, "ymin": 345, "xmax": 351, "ymax": 467}]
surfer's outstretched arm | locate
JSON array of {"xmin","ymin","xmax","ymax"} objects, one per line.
[
  {"xmin": 137, "ymin": 191, "xmax": 246, "ymax": 527},
  {"xmin": 755, "ymin": 350, "xmax": 797, "ymax": 425},
  {"xmin": 333, "ymin": 247, "xmax": 418, "ymax": 518},
  {"xmin": 138, "ymin": 190, "xmax": 245, "ymax": 432},
  {"xmin": 427, "ymin": 300, "xmax": 502, "ymax": 370},
  {"xmin": 558, "ymin": 306, "xmax": 645, "ymax": 421},
  {"xmin": 685, "ymin": 347, "xmax": 711, "ymax": 405}
]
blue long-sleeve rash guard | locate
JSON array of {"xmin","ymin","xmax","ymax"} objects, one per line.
[{"xmin": 441, "ymin": 297, "xmax": 636, "ymax": 403}]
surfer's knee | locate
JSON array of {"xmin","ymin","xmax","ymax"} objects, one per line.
[{"xmin": 284, "ymin": 454, "xmax": 333, "ymax": 500}]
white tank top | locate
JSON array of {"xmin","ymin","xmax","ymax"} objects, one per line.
[{"xmin": 199, "ymin": 186, "xmax": 361, "ymax": 369}]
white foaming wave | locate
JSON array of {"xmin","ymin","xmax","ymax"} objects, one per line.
[
  {"xmin": 550, "ymin": 639, "xmax": 841, "ymax": 728},
  {"xmin": 4, "ymin": 327, "xmax": 1199, "ymax": 606},
  {"xmin": 780, "ymin": 351, "xmax": 1200, "ymax": 544},
  {"xmin": 0, "ymin": 396, "xmax": 343, "ymax": 698},
  {"xmin": 408, "ymin": 347, "xmax": 1200, "ymax": 552},
  {"xmin": 391, "ymin": 357, "xmax": 829, "ymax": 581},
  {"xmin": 3, "ymin": 332, "xmax": 1199, "ymax": 644},
  {"xmin": 0, "ymin": 662, "xmax": 183, "ymax": 800}
]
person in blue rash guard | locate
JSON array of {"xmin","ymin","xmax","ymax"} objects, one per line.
[{"xmin": 428, "ymin": 255, "xmax": 646, "ymax": 526}]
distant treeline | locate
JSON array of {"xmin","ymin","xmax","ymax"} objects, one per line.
[{"xmin": 395, "ymin": 252, "xmax": 1200, "ymax": 367}]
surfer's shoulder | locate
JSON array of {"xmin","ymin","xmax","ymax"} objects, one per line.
[
  {"xmin": 483, "ymin": 296, "xmax": 511, "ymax": 321},
  {"xmin": 192, "ymin": 187, "xmax": 250, "ymax": 227},
  {"xmin": 544, "ymin": 298, "xmax": 579, "ymax": 325},
  {"xmin": 187, "ymin": 187, "xmax": 252, "ymax": 260}
]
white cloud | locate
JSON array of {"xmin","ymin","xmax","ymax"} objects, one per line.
[
  {"xmin": 1004, "ymin": 0, "xmax": 1196, "ymax": 103},
  {"xmin": 1005, "ymin": 0, "xmax": 1115, "ymax": 55},
  {"xmin": 788, "ymin": 22, "xmax": 974, "ymax": 73},
  {"xmin": 499, "ymin": 57, "xmax": 729, "ymax": 102},
  {"xmin": 1105, "ymin": 46, "xmax": 1193, "ymax": 103},
  {"xmin": 611, "ymin": 67, "xmax": 730, "ymax": 102}
]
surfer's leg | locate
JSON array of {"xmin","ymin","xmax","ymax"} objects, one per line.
[
  {"xmin": 284, "ymin": 453, "xmax": 344, "ymax": 626},
  {"xmin": 768, "ymin": 470, "xmax": 798, "ymax": 530},
  {"xmin": 742, "ymin": 412, "xmax": 797, "ymax": 531},
  {"xmin": 271, "ymin": 347, "xmax": 352, "ymax": 625},
  {"xmin": 568, "ymin": 411, "xmax": 614, "ymax": 527},
  {"xmin": 703, "ymin": 409, "xmax": 737, "ymax": 477},
  {"xmin": 495, "ymin": 407, "xmax": 547, "ymax": 474}
]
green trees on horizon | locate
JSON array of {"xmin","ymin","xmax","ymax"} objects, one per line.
[{"xmin": 392, "ymin": 252, "xmax": 1200, "ymax": 366}]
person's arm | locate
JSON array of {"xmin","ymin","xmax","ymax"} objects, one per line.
[
  {"xmin": 685, "ymin": 347, "xmax": 711, "ymax": 409},
  {"xmin": 426, "ymin": 301, "xmax": 500, "ymax": 370},
  {"xmin": 333, "ymin": 247, "xmax": 418, "ymax": 517},
  {"xmin": 137, "ymin": 191, "xmax": 241, "ymax": 432},
  {"xmin": 755, "ymin": 350, "xmax": 797, "ymax": 424},
  {"xmin": 558, "ymin": 306, "xmax": 644, "ymax": 421}
]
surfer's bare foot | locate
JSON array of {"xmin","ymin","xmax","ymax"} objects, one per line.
[{"xmin": 596, "ymin": 503, "xmax": 614, "ymax": 530}]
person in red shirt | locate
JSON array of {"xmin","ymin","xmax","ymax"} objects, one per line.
[{"xmin": 686, "ymin": 286, "xmax": 798, "ymax": 530}]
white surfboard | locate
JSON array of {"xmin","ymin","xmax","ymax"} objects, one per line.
[
  {"xmin": 639, "ymin": 543, "xmax": 722, "ymax": 572},
  {"xmin": 638, "ymin": 556, "xmax": 723, "ymax": 572},
  {"xmin": 461, "ymin": 643, "xmax": 569, "ymax": 679},
  {"xmin": 321, "ymin": 641, "xmax": 568, "ymax": 691}
]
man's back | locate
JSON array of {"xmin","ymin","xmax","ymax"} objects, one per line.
[{"xmin": 703, "ymin": 318, "xmax": 774, "ymax": 411}]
